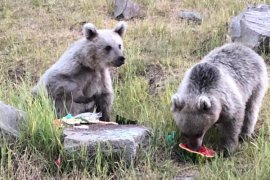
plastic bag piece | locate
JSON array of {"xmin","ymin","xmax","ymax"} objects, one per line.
[
  {"xmin": 165, "ymin": 131, "xmax": 176, "ymax": 145},
  {"xmin": 74, "ymin": 112, "xmax": 102, "ymax": 123}
]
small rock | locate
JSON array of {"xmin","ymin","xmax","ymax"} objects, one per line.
[
  {"xmin": 173, "ymin": 169, "xmax": 199, "ymax": 180},
  {"xmin": 146, "ymin": 64, "xmax": 166, "ymax": 96},
  {"xmin": 173, "ymin": 176, "xmax": 194, "ymax": 180},
  {"xmin": 229, "ymin": 4, "xmax": 270, "ymax": 53},
  {"xmin": 114, "ymin": 0, "xmax": 142, "ymax": 20},
  {"xmin": 178, "ymin": 11, "xmax": 202, "ymax": 24},
  {"xmin": 64, "ymin": 125, "xmax": 151, "ymax": 164},
  {"xmin": 0, "ymin": 101, "xmax": 26, "ymax": 138}
]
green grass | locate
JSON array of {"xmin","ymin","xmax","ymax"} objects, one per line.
[{"xmin": 0, "ymin": 0, "xmax": 270, "ymax": 179}]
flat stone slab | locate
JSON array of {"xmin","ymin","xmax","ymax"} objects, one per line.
[
  {"xmin": 230, "ymin": 4, "xmax": 270, "ymax": 53},
  {"xmin": 0, "ymin": 101, "xmax": 26, "ymax": 138},
  {"xmin": 64, "ymin": 125, "xmax": 151, "ymax": 163}
]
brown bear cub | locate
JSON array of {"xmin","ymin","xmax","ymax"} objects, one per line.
[
  {"xmin": 32, "ymin": 22, "xmax": 128, "ymax": 121},
  {"xmin": 172, "ymin": 43, "xmax": 268, "ymax": 155}
]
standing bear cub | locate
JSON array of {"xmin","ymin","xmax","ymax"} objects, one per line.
[
  {"xmin": 172, "ymin": 43, "xmax": 268, "ymax": 155},
  {"xmin": 32, "ymin": 21, "xmax": 128, "ymax": 121}
]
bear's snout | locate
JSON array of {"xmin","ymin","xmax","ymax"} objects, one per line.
[
  {"xmin": 116, "ymin": 56, "xmax": 125, "ymax": 66},
  {"xmin": 117, "ymin": 56, "xmax": 126, "ymax": 65},
  {"xmin": 188, "ymin": 142, "xmax": 200, "ymax": 151},
  {"xmin": 187, "ymin": 138, "xmax": 202, "ymax": 151}
]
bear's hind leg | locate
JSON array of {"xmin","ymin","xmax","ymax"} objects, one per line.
[
  {"xmin": 220, "ymin": 109, "xmax": 245, "ymax": 156},
  {"xmin": 240, "ymin": 85, "xmax": 267, "ymax": 140}
]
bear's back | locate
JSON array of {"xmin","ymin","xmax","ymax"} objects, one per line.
[{"xmin": 201, "ymin": 43, "xmax": 266, "ymax": 89}]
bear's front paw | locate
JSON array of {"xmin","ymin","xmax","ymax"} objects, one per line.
[
  {"xmin": 221, "ymin": 142, "xmax": 238, "ymax": 157},
  {"xmin": 100, "ymin": 118, "xmax": 110, "ymax": 122},
  {"xmin": 220, "ymin": 147, "xmax": 232, "ymax": 158},
  {"xmin": 239, "ymin": 133, "xmax": 255, "ymax": 142}
]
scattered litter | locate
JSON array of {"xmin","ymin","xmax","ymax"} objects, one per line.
[
  {"xmin": 61, "ymin": 117, "xmax": 81, "ymax": 125},
  {"xmin": 54, "ymin": 156, "xmax": 61, "ymax": 167},
  {"xmin": 165, "ymin": 131, "xmax": 176, "ymax": 145},
  {"xmin": 74, "ymin": 112, "xmax": 102, "ymax": 123},
  {"xmin": 53, "ymin": 119, "xmax": 64, "ymax": 128},
  {"xmin": 53, "ymin": 112, "xmax": 118, "ymax": 129},
  {"xmin": 65, "ymin": 113, "xmax": 73, "ymax": 119},
  {"xmin": 96, "ymin": 121, "xmax": 118, "ymax": 125},
  {"xmin": 74, "ymin": 125, "xmax": 89, "ymax": 129}
]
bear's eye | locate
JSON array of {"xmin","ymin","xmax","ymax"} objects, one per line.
[
  {"xmin": 118, "ymin": 44, "xmax": 122, "ymax": 49},
  {"xmin": 105, "ymin": 45, "xmax": 112, "ymax": 52}
]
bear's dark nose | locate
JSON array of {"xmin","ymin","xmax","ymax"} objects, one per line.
[
  {"xmin": 118, "ymin": 56, "xmax": 125, "ymax": 64},
  {"xmin": 114, "ymin": 56, "xmax": 125, "ymax": 67}
]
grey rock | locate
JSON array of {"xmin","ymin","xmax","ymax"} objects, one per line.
[
  {"xmin": 64, "ymin": 125, "xmax": 151, "ymax": 164},
  {"xmin": 114, "ymin": 0, "xmax": 142, "ymax": 20},
  {"xmin": 0, "ymin": 101, "xmax": 26, "ymax": 138},
  {"xmin": 178, "ymin": 11, "xmax": 202, "ymax": 24},
  {"xmin": 146, "ymin": 64, "xmax": 167, "ymax": 96},
  {"xmin": 229, "ymin": 4, "xmax": 270, "ymax": 53},
  {"xmin": 174, "ymin": 176, "xmax": 194, "ymax": 180},
  {"xmin": 173, "ymin": 170, "xmax": 199, "ymax": 180}
]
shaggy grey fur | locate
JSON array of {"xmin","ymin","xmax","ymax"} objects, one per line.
[
  {"xmin": 172, "ymin": 43, "xmax": 268, "ymax": 155},
  {"xmin": 32, "ymin": 22, "xmax": 128, "ymax": 121}
]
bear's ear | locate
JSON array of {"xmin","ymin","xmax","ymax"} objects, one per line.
[
  {"xmin": 83, "ymin": 23, "xmax": 98, "ymax": 40},
  {"xmin": 171, "ymin": 94, "xmax": 185, "ymax": 112},
  {"xmin": 197, "ymin": 96, "xmax": 211, "ymax": 111},
  {"xmin": 113, "ymin": 21, "xmax": 128, "ymax": 38}
]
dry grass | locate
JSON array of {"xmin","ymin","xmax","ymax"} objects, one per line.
[{"xmin": 0, "ymin": 0, "xmax": 270, "ymax": 179}]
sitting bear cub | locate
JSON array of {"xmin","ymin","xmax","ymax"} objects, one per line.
[
  {"xmin": 32, "ymin": 22, "xmax": 128, "ymax": 121},
  {"xmin": 172, "ymin": 43, "xmax": 268, "ymax": 155}
]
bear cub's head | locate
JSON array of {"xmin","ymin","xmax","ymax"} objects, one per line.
[
  {"xmin": 171, "ymin": 94, "xmax": 222, "ymax": 151},
  {"xmin": 82, "ymin": 21, "xmax": 128, "ymax": 68}
]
